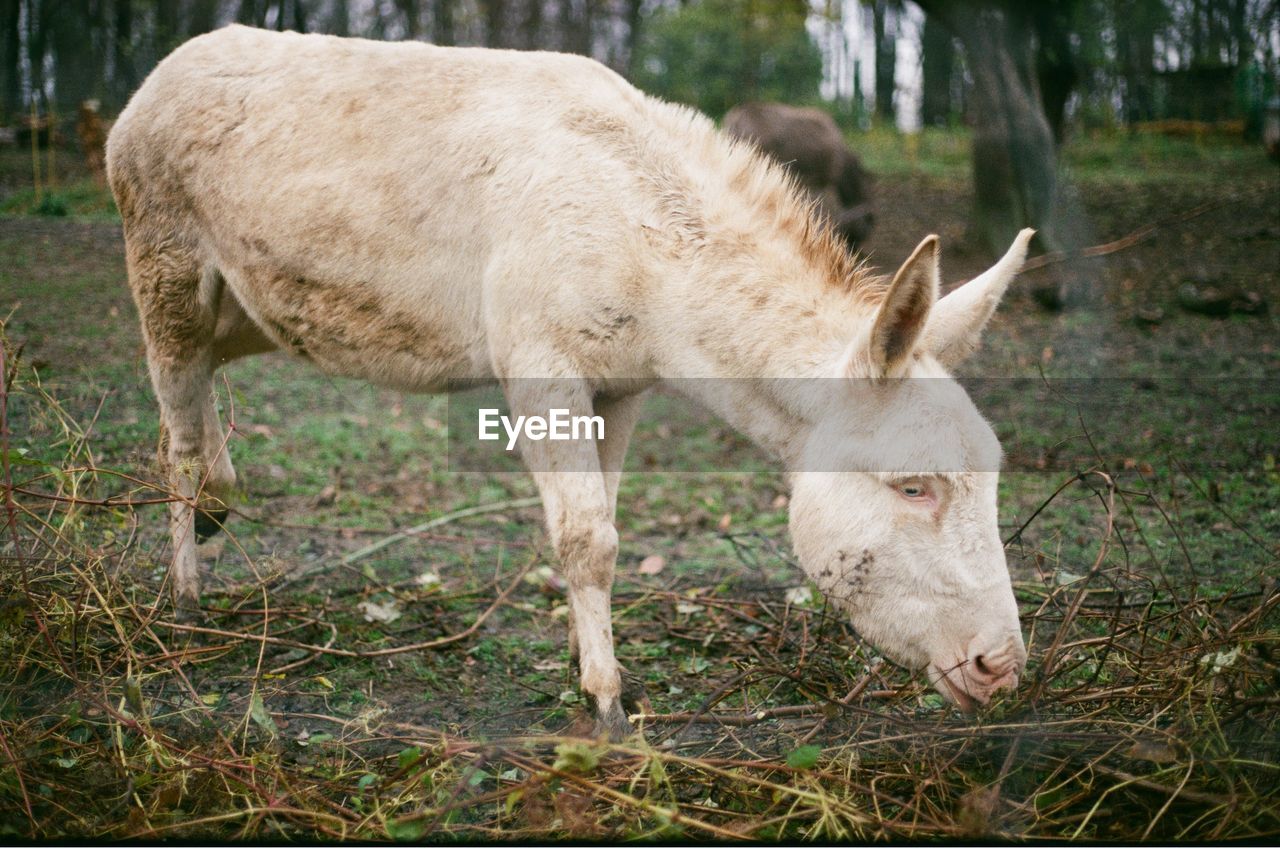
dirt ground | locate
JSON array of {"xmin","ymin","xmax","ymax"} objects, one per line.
[{"xmin": 1, "ymin": 139, "xmax": 1277, "ymax": 839}]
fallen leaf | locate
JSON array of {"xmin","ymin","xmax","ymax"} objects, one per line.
[
  {"xmin": 524, "ymin": 565, "xmax": 567, "ymax": 593},
  {"xmin": 958, "ymin": 786, "xmax": 1001, "ymax": 836},
  {"xmin": 717, "ymin": 513, "xmax": 732, "ymax": 532},
  {"xmin": 638, "ymin": 555, "xmax": 666, "ymax": 575},
  {"xmin": 786, "ymin": 745, "xmax": 822, "ymax": 769},
  {"xmin": 1200, "ymin": 646, "xmax": 1240, "ymax": 674},
  {"xmin": 553, "ymin": 741, "xmax": 601, "ymax": 773},
  {"xmin": 1126, "ymin": 739, "xmax": 1178, "ymax": 763},
  {"xmin": 314, "ymin": 484, "xmax": 337, "ymax": 506},
  {"xmin": 249, "ymin": 692, "xmax": 278, "ymax": 738},
  {"xmin": 358, "ymin": 599, "xmax": 402, "ymax": 624},
  {"xmin": 533, "ymin": 659, "xmax": 568, "ymax": 671},
  {"xmin": 785, "ymin": 585, "xmax": 814, "ymax": 607}
]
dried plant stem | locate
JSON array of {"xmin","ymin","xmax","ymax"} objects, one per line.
[{"xmin": 156, "ymin": 558, "xmax": 532, "ymax": 658}]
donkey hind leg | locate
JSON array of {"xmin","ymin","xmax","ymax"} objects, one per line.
[
  {"xmin": 588, "ymin": 393, "xmax": 651, "ymax": 719},
  {"xmin": 130, "ymin": 249, "xmax": 235, "ymax": 610},
  {"xmin": 505, "ymin": 377, "xmax": 631, "ymax": 741}
]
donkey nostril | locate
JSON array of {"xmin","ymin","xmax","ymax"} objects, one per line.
[{"xmin": 972, "ymin": 655, "xmax": 992, "ymax": 677}]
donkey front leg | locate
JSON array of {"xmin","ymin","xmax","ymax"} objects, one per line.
[{"xmin": 505, "ymin": 378, "xmax": 630, "ymax": 740}]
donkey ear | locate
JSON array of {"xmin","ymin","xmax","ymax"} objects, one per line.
[
  {"xmin": 860, "ymin": 235, "xmax": 940, "ymax": 377},
  {"xmin": 923, "ymin": 228, "xmax": 1034, "ymax": 368}
]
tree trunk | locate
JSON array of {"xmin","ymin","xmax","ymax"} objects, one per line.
[
  {"xmin": 329, "ymin": 0, "xmax": 348, "ymax": 35},
  {"xmin": 922, "ymin": 1, "xmax": 1059, "ymax": 257},
  {"xmin": 920, "ymin": 13, "xmax": 953, "ymax": 127},
  {"xmin": 189, "ymin": 0, "xmax": 220, "ymax": 35},
  {"xmin": 111, "ymin": 0, "xmax": 134, "ymax": 109},
  {"xmin": 433, "ymin": 0, "xmax": 455, "ymax": 45},
  {"xmin": 1229, "ymin": 0, "xmax": 1248, "ymax": 66},
  {"xmin": 623, "ymin": 0, "xmax": 642, "ymax": 73},
  {"xmin": 1032, "ymin": 2, "xmax": 1077, "ymax": 143},
  {"xmin": 236, "ymin": 0, "xmax": 264, "ymax": 26},
  {"xmin": 52, "ymin": 0, "xmax": 95, "ymax": 112},
  {"xmin": 555, "ymin": 0, "xmax": 572, "ymax": 51},
  {"xmin": 2, "ymin": 0, "xmax": 22, "ymax": 121},
  {"xmin": 480, "ymin": 0, "xmax": 506, "ymax": 47},
  {"xmin": 395, "ymin": 0, "xmax": 419, "ymax": 39},
  {"xmin": 1190, "ymin": 0, "xmax": 1205, "ymax": 66},
  {"xmin": 523, "ymin": 0, "xmax": 544, "ymax": 50},
  {"xmin": 26, "ymin": 0, "xmax": 49, "ymax": 111},
  {"xmin": 1115, "ymin": 0, "xmax": 1157, "ymax": 124},
  {"xmin": 155, "ymin": 0, "xmax": 179, "ymax": 54},
  {"xmin": 576, "ymin": 0, "xmax": 595, "ymax": 57},
  {"xmin": 872, "ymin": 0, "xmax": 896, "ymax": 124}
]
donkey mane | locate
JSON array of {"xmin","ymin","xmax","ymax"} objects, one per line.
[{"xmin": 636, "ymin": 101, "xmax": 888, "ymax": 304}]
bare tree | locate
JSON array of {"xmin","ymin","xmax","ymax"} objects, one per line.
[
  {"xmin": 155, "ymin": 0, "xmax": 179, "ymax": 51},
  {"xmin": 395, "ymin": 0, "xmax": 420, "ymax": 38},
  {"xmin": 188, "ymin": 0, "xmax": 220, "ymax": 36},
  {"xmin": 522, "ymin": 0, "xmax": 543, "ymax": 48},
  {"xmin": 237, "ymin": 0, "xmax": 268, "ymax": 27},
  {"xmin": 917, "ymin": 0, "xmax": 1061, "ymax": 256},
  {"xmin": 920, "ymin": 12, "xmax": 953, "ymax": 127},
  {"xmin": 623, "ymin": 0, "xmax": 643, "ymax": 71},
  {"xmin": 1114, "ymin": 0, "xmax": 1162, "ymax": 122},
  {"xmin": 51, "ymin": 0, "xmax": 97, "ymax": 111},
  {"xmin": 2, "ymin": 0, "xmax": 21, "ymax": 120},
  {"xmin": 110, "ymin": 0, "xmax": 135, "ymax": 107},
  {"xmin": 1031, "ymin": 1, "xmax": 1079, "ymax": 143},
  {"xmin": 434, "ymin": 0, "xmax": 456, "ymax": 44},
  {"xmin": 479, "ymin": 0, "xmax": 508, "ymax": 47},
  {"xmin": 26, "ymin": 0, "xmax": 50, "ymax": 110},
  {"xmin": 329, "ymin": 0, "xmax": 350, "ymax": 35},
  {"xmin": 872, "ymin": 0, "xmax": 897, "ymax": 123}
]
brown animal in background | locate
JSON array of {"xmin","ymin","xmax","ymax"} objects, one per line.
[
  {"xmin": 724, "ymin": 102, "xmax": 874, "ymax": 252},
  {"xmin": 76, "ymin": 101, "xmax": 108, "ymax": 185}
]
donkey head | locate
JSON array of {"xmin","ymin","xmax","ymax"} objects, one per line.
[{"xmin": 789, "ymin": 230, "xmax": 1035, "ymax": 710}]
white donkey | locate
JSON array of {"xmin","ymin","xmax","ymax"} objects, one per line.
[{"xmin": 108, "ymin": 25, "xmax": 1031, "ymax": 739}]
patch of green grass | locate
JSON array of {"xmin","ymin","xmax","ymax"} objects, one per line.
[
  {"xmin": 1, "ymin": 177, "xmax": 117, "ymax": 219},
  {"xmin": 851, "ymin": 122, "xmax": 1271, "ymax": 187}
]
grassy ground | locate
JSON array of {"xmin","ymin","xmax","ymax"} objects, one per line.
[{"xmin": 0, "ymin": 128, "xmax": 1277, "ymax": 840}]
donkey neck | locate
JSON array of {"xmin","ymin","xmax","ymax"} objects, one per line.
[{"xmin": 654, "ymin": 246, "xmax": 879, "ymax": 467}]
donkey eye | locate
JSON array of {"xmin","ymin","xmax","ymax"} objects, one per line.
[{"xmin": 897, "ymin": 481, "xmax": 929, "ymax": 499}]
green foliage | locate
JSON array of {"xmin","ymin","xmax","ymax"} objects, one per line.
[
  {"xmin": 631, "ymin": 0, "xmax": 822, "ymax": 120},
  {"xmin": 553, "ymin": 741, "xmax": 603, "ymax": 774},
  {"xmin": 34, "ymin": 193, "xmax": 69, "ymax": 217},
  {"xmin": 785, "ymin": 744, "xmax": 822, "ymax": 769}
]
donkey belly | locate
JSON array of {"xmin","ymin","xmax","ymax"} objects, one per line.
[{"xmin": 220, "ymin": 261, "xmax": 488, "ymax": 393}]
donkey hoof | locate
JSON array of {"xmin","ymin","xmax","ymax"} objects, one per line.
[
  {"xmin": 194, "ymin": 507, "xmax": 229, "ymax": 543},
  {"xmin": 171, "ymin": 592, "xmax": 205, "ymax": 623},
  {"xmin": 591, "ymin": 699, "xmax": 634, "ymax": 743}
]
